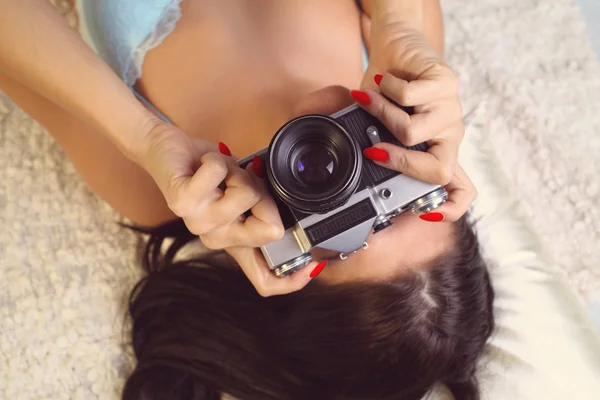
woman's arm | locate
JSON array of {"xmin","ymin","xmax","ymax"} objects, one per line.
[
  {"xmin": 355, "ymin": 0, "xmax": 466, "ymax": 218},
  {"xmin": 360, "ymin": 0, "xmax": 444, "ymax": 56},
  {"xmin": 0, "ymin": 0, "xmax": 155, "ymax": 158},
  {"xmin": 369, "ymin": 0, "xmax": 423, "ymax": 28}
]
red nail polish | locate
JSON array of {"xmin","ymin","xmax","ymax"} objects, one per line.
[
  {"xmin": 374, "ymin": 74, "xmax": 383, "ymax": 85},
  {"xmin": 350, "ymin": 90, "xmax": 371, "ymax": 106},
  {"xmin": 419, "ymin": 212, "xmax": 444, "ymax": 222},
  {"xmin": 309, "ymin": 261, "xmax": 327, "ymax": 278},
  {"xmin": 363, "ymin": 147, "xmax": 389, "ymax": 162},
  {"xmin": 218, "ymin": 142, "xmax": 232, "ymax": 156},
  {"xmin": 252, "ymin": 155, "xmax": 265, "ymax": 178}
]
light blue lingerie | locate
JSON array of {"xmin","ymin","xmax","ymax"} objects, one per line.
[{"xmin": 76, "ymin": 0, "xmax": 184, "ymax": 87}]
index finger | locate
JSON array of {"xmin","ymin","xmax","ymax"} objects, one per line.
[
  {"xmin": 168, "ymin": 152, "xmax": 229, "ymax": 216},
  {"xmin": 217, "ymin": 165, "xmax": 285, "ymax": 247},
  {"xmin": 371, "ymin": 139, "xmax": 457, "ymax": 186},
  {"xmin": 243, "ymin": 162, "xmax": 284, "ymax": 227},
  {"xmin": 378, "ymin": 65, "xmax": 459, "ymax": 106}
]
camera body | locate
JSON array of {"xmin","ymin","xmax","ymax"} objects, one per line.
[{"xmin": 239, "ymin": 104, "xmax": 447, "ymax": 277}]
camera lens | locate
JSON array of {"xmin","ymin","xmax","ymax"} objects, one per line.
[
  {"xmin": 268, "ymin": 115, "xmax": 362, "ymax": 214},
  {"xmin": 293, "ymin": 144, "xmax": 337, "ymax": 186}
]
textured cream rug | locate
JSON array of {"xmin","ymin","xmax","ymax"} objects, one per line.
[
  {"xmin": 444, "ymin": 0, "xmax": 600, "ymax": 318},
  {"xmin": 1, "ymin": 0, "xmax": 599, "ymax": 399}
]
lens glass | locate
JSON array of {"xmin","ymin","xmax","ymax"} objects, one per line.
[
  {"xmin": 294, "ymin": 145, "xmax": 337, "ymax": 186},
  {"xmin": 268, "ymin": 115, "xmax": 362, "ymax": 213}
]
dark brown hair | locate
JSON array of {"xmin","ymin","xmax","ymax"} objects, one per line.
[{"xmin": 123, "ymin": 216, "xmax": 494, "ymax": 400}]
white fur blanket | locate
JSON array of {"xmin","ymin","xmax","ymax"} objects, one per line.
[
  {"xmin": 444, "ymin": 0, "xmax": 600, "ymax": 319},
  {"xmin": 1, "ymin": 0, "xmax": 599, "ymax": 398}
]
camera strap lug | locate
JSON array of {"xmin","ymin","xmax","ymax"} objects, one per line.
[{"xmin": 339, "ymin": 242, "xmax": 369, "ymax": 260}]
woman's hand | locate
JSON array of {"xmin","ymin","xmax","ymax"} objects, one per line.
[
  {"xmin": 138, "ymin": 121, "xmax": 319, "ymax": 296},
  {"xmin": 355, "ymin": 24, "xmax": 463, "ymax": 187},
  {"xmin": 225, "ymin": 161, "xmax": 324, "ymax": 297},
  {"xmin": 226, "ymin": 162, "xmax": 326, "ymax": 297},
  {"xmin": 352, "ymin": 22, "xmax": 469, "ymax": 220}
]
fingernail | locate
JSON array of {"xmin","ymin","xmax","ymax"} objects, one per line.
[
  {"xmin": 252, "ymin": 155, "xmax": 265, "ymax": 178},
  {"xmin": 363, "ymin": 147, "xmax": 389, "ymax": 162},
  {"xmin": 218, "ymin": 142, "xmax": 232, "ymax": 156},
  {"xmin": 309, "ymin": 261, "xmax": 328, "ymax": 278},
  {"xmin": 419, "ymin": 212, "xmax": 444, "ymax": 222},
  {"xmin": 374, "ymin": 74, "xmax": 383, "ymax": 85},
  {"xmin": 350, "ymin": 90, "xmax": 371, "ymax": 106}
]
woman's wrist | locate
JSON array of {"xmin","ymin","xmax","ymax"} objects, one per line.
[
  {"xmin": 93, "ymin": 86, "xmax": 162, "ymax": 161},
  {"xmin": 370, "ymin": 0, "xmax": 424, "ymax": 31},
  {"xmin": 362, "ymin": 0, "xmax": 444, "ymax": 57}
]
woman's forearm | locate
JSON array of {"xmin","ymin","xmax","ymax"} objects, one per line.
[
  {"xmin": 0, "ymin": 0, "xmax": 154, "ymax": 157},
  {"xmin": 362, "ymin": 0, "xmax": 444, "ymax": 56},
  {"xmin": 370, "ymin": 0, "xmax": 423, "ymax": 29},
  {"xmin": 422, "ymin": 0, "xmax": 444, "ymax": 55}
]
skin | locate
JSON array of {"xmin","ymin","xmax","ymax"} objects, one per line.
[
  {"xmin": 312, "ymin": 211, "xmax": 455, "ymax": 285},
  {"xmin": 0, "ymin": 0, "xmax": 452, "ymax": 284}
]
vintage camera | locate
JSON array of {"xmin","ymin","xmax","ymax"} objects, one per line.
[{"xmin": 239, "ymin": 104, "xmax": 447, "ymax": 277}]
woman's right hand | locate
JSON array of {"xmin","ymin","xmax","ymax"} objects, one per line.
[
  {"xmin": 138, "ymin": 120, "xmax": 319, "ymax": 296},
  {"xmin": 139, "ymin": 120, "xmax": 280, "ymax": 248}
]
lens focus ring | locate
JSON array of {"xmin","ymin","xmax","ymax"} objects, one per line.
[{"xmin": 410, "ymin": 188, "xmax": 448, "ymax": 214}]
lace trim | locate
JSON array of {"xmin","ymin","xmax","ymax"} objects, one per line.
[{"xmin": 121, "ymin": 0, "xmax": 183, "ymax": 87}]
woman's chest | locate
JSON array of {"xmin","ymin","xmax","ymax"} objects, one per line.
[
  {"xmin": 176, "ymin": 0, "xmax": 364, "ymax": 89},
  {"xmin": 135, "ymin": 0, "xmax": 365, "ymax": 154}
]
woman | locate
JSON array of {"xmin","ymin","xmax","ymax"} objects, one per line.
[{"xmin": 0, "ymin": 0, "xmax": 494, "ymax": 398}]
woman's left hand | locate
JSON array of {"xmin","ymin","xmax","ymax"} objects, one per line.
[{"xmin": 354, "ymin": 24, "xmax": 464, "ymax": 187}]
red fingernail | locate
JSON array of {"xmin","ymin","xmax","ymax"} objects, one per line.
[
  {"xmin": 350, "ymin": 90, "xmax": 371, "ymax": 106},
  {"xmin": 309, "ymin": 261, "xmax": 327, "ymax": 278},
  {"xmin": 419, "ymin": 212, "xmax": 444, "ymax": 222},
  {"xmin": 374, "ymin": 74, "xmax": 383, "ymax": 85},
  {"xmin": 363, "ymin": 147, "xmax": 389, "ymax": 162},
  {"xmin": 218, "ymin": 142, "xmax": 232, "ymax": 156},
  {"xmin": 252, "ymin": 155, "xmax": 265, "ymax": 178}
]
